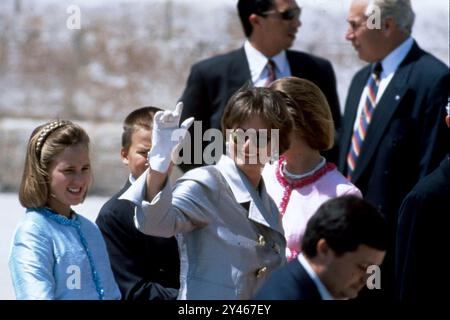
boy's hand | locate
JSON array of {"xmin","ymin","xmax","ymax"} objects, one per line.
[{"xmin": 147, "ymin": 102, "xmax": 194, "ymax": 173}]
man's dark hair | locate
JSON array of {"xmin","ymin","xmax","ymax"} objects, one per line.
[
  {"xmin": 122, "ymin": 106, "xmax": 161, "ymax": 151},
  {"xmin": 237, "ymin": 0, "xmax": 275, "ymax": 38},
  {"xmin": 302, "ymin": 195, "xmax": 388, "ymax": 257}
]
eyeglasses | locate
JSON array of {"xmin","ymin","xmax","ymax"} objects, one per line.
[
  {"xmin": 347, "ymin": 18, "xmax": 368, "ymax": 32},
  {"xmin": 261, "ymin": 7, "xmax": 301, "ymax": 21}
]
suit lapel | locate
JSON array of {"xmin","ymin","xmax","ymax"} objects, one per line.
[
  {"xmin": 227, "ymin": 47, "xmax": 252, "ymax": 95},
  {"xmin": 286, "ymin": 50, "xmax": 303, "ymax": 78},
  {"xmin": 248, "ymin": 192, "xmax": 284, "ymax": 234},
  {"xmin": 247, "ymin": 179, "xmax": 284, "ymax": 235},
  {"xmin": 351, "ymin": 45, "xmax": 420, "ymax": 183}
]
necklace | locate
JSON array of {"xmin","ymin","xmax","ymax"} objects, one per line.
[
  {"xmin": 275, "ymin": 155, "xmax": 336, "ymax": 216},
  {"xmin": 282, "ymin": 156, "xmax": 326, "ymax": 180}
]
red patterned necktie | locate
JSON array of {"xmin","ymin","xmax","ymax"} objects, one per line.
[
  {"xmin": 264, "ymin": 59, "xmax": 276, "ymax": 87},
  {"xmin": 346, "ymin": 62, "xmax": 383, "ymax": 180}
]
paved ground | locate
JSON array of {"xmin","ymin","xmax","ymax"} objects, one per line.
[{"xmin": 0, "ymin": 193, "xmax": 108, "ymax": 300}]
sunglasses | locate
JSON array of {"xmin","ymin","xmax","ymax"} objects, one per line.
[
  {"xmin": 230, "ymin": 129, "xmax": 272, "ymax": 148},
  {"xmin": 261, "ymin": 7, "xmax": 301, "ymax": 21}
]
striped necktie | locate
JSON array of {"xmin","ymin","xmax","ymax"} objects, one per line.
[
  {"xmin": 346, "ymin": 62, "xmax": 382, "ymax": 180},
  {"xmin": 264, "ymin": 59, "xmax": 276, "ymax": 87}
]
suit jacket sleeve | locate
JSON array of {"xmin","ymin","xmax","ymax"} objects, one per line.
[
  {"xmin": 417, "ymin": 74, "xmax": 449, "ymax": 177},
  {"xmin": 178, "ymin": 63, "xmax": 212, "ymax": 171},
  {"xmin": 321, "ymin": 59, "xmax": 342, "ymax": 133},
  {"xmin": 96, "ymin": 207, "xmax": 178, "ymax": 300},
  {"xmin": 180, "ymin": 63, "xmax": 210, "ymax": 128},
  {"xmin": 135, "ymin": 179, "xmax": 212, "ymax": 237}
]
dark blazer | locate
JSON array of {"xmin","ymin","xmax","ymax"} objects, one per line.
[
  {"xmin": 338, "ymin": 41, "xmax": 449, "ymax": 297},
  {"xmin": 254, "ymin": 258, "xmax": 322, "ymax": 300},
  {"xmin": 395, "ymin": 157, "xmax": 450, "ymax": 300},
  {"xmin": 96, "ymin": 181, "xmax": 180, "ymax": 300},
  {"xmin": 179, "ymin": 47, "xmax": 341, "ymax": 170}
]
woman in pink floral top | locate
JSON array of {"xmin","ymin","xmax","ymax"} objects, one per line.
[{"xmin": 263, "ymin": 77, "xmax": 362, "ymax": 261}]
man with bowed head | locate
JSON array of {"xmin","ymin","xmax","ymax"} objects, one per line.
[{"xmin": 254, "ymin": 195, "xmax": 387, "ymax": 300}]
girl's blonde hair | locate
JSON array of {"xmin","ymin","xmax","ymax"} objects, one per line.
[
  {"xmin": 19, "ymin": 120, "xmax": 90, "ymax": 209},
  {"xmin": 270, "ymin": 77, "xmax": 334, "ymax": 151}
]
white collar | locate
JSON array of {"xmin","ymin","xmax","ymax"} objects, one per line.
[
  {"xmin": 119, "ymin": 169, "xmax": 148, "ymax": 205},
  {"xmin": 379, "ymin": 37, "xmax": 414, "ymax": 78},
  {"xmin": 282, "ymin": 156, "xmax": 326, "ymax": 180},
  {"xmin": 244, "ymin": 40, "xmax": 289, "ymax": 84},
  {"xmin": 216, "ymin": 155, "xmax": 283, "ymax": 234},
  {"xmin": 298, "ymin": 253, "xmax": 334, "ymax": 300}
]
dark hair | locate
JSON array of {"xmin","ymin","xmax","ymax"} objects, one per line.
[
  {"xmin": 302, "ymin": 195, "xmax": 388, "ymax": 257},
  {"xmin": 122, "ymin": 106, "xmax": 162, "ymax": 151},
  {"xmin": 237, "ymin": 0, "xmax": 274, "ymax": 37},
  {"xmin": 221, "ymin": 85, "xmax": 293, "ymax": 155}
]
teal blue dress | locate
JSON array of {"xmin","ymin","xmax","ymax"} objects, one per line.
[{"xmin": 9, "ymin": 207, "xmax": 121, "ymax": 300}]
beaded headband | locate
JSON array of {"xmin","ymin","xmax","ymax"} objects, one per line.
[{"xmin": 35, "ymin": 120, "xmax": 70, "ymax": 156}]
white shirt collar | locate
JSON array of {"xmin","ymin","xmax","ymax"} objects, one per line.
[
  {"xmin": 298, "ymin": 253, "xmax": 334, "ymax": 300},
  {"xmin": 128, "ymin": 174, "xmax": 136, "ymax": 184},
  {"xmin": 215, "ymin": 155, "xmax": 252, "ymax": 203},
  {"xmin": 379, "ymin": 36, "xmax": 414, "ymax": 78},
  {"xmin": 244, "ymin": 40, "xmax": 289, "ymax": 85}
]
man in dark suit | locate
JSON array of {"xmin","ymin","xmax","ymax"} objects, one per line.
[
  {"xmin": 254, "ymin": 195, "xmax": 387, "ymax": 300},
  {"xmin": 395, "ymin": 104, "xmax": 450, "ymax": 300},
  {"xmin": 179, "ymin": 0, "xmax": 341, "ymax": 171},
  {"xmin": 338, "ymin": 0, "xmax": 449, "ymax": 298},
  {"xmin": 96, "ymin": 107, "xmax": 180, "ymax": 300}
]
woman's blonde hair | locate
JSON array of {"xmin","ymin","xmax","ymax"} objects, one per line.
[
  {"xmin": 19, "ymin": 120, "xmax": 90, "ymax": 209},
  {"xmin": 270, "ymin": 77, "xmax": 334, "ymax": 151}
]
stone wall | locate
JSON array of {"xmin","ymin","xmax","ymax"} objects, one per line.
[{"xmin": 0, "ymin": 0, "xmax": 448, "ymax": 195}]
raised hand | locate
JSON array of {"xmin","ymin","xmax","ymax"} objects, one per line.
[{"xmin": 147, "ymin": 102, "xmax": 194, "ymax": 173}]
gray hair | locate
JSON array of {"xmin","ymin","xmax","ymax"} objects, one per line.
[{"xmin": 366, "ymin": 0, "xmax": 415, "ymax": 34}]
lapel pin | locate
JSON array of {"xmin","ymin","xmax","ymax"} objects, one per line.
[{"xmin": 395, "ymin": 95, "xmax": 400, "ymax": 101}]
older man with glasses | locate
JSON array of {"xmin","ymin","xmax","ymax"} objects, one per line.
[
  {"xmin": 178, "ymin": 0, "xmax": 342, "ymax": 172},
  {"xmin": 339, "ymin": 0, "xmax": 449, "ymax": 300}
]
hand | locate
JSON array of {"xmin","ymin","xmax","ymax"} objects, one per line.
[{"xmin": 147, "ymin": 102, "xmax": 194, "ymax": 173}]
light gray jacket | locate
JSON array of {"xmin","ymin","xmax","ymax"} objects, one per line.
[{"xmin": 120, "ymin": 155, "xmax": 286, "ymax": 300}]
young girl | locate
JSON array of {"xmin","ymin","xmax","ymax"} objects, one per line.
[
  {"xmin": 264, "ymin": 77, "xmax": 362, "ymax": 261},
  {"xmin": 9, "ymin": 120, "xmax": 121, "ymax": 300}
]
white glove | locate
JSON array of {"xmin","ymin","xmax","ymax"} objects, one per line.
[{"xmin": 147, "ymin": 102, "xmax": 194, "ymax": 173}]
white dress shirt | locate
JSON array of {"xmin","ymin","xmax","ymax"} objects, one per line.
[
  {"xmin": 298, "ymin": 253, "xmax": 334, "ymax": 300},
  {"xmin": 352, "ymin": 37, "xmax": 414, "ymax": 131},
  {"xmin": 244, "ymin": 40, "xmax": 291, "ymax": 87}
]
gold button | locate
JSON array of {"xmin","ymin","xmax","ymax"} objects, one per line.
[
  {"xmin": 257, "ymin": 234, "xmax": 266, "ymax": 246},
  {"xmin": 256, "ymin": 266, "xmax": 268, "ymax": 278}
]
